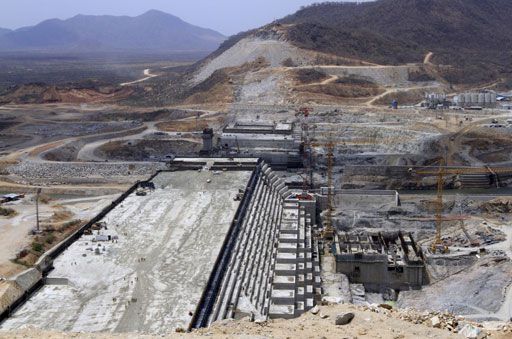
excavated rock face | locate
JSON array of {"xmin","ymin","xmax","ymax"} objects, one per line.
[{"xmin": 481, "ymin": 198, "xmax": 512, "ymax": 214}]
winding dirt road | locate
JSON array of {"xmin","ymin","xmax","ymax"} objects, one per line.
[{"xmin": 120, "ymin": 69, "xmax": 159, "ymax": 86}]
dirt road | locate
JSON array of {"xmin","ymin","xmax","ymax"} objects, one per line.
[
  {"xmin": 424, "ymin": 51, "xmax": 434, "ymax": 64},
  {"xmin": 121, "ymin": 69, "xmax": 158, "ymax": 86}
]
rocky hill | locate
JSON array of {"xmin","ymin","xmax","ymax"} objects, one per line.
[
  {"xmin": 4, "ymin": 1, "xmax": 510, "ymax": 107},
  {"xmin": 279, "ymin": 0, "xmax": 512, "ymax": 84},
  {"xmin": 191, "ymin": 0, "xmax": 512, "ymax": 87},
  {"xmin": 0, "ymin": 28, "xmax": 11, "ymax": 36},
  {"xmin": 132, "ymin": 0, "xmax": 512, "ymax": 107},
  {"xmin": 0, "ymin": 10, "xmax": 225, "ymax": 53}
]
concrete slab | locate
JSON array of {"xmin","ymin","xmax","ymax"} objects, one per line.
[{"xmin": 0, "ymin": 170, "xmax": 252, "ymax": 334}]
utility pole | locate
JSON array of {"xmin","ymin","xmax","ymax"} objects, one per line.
[{"xmin": 36, "ymin": 188, "xmax": 42, "ymax": 233}]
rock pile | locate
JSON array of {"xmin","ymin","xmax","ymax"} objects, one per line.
[
  {"xmin": 335, "ymin": 312, "xmax": 355, "ymax": 325},
  {"xmin": 359, "ymin": 304, "xmax": 512, "ymax": 338},
  {"xmin": 7, "ymin": 161, "xmax": 166, "ymax": 182},
  {"xmin": 481, "ymin": 198, "xmax": 512, "ymax": 213}
]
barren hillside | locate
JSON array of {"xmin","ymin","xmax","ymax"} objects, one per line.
[
  {"xmin": 135, "ymin": 0, "xmax": 512, "ymax": 107},
  {"xmin": 3, "ymin": 0, "xmax": 510, "ymax": 108}
]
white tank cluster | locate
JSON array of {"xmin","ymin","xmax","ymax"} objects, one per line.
[{"xmin": 454, "ymin": 90, "xmax": 497, "ymax": 108}]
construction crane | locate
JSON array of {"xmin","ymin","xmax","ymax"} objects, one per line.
[
  {"xmin": 323, "ymin": 139, "xmax": 335, "ymax": 240},
  {"xmin": 309, "ymin": 133, "xmax": 401, "ymax": 241},
  {"xmin": 411, "ymin": 163, "xmax": 512, "ymax": 253},
  {"xmin": 296, "ymin": 107, "xmax": 313, "ymax": 188},
  {"xmin": 305, "ymin": 138, "xmax": 338, "ymax": 240}
]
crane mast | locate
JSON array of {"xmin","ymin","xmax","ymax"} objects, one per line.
[
  {"xmin": 323, "ymin": 140, "xmax": 335, "ymax": 240},
  {"xmin": 412, "ymin": 163, "xmax": 512, "ymax": 253}
]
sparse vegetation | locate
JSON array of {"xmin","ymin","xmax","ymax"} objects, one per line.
[
  {"xmin": 62, "ymin": 219, "xmax": 82, "ymax": 229},
  {"xmin": 297, "ymin": 76, "xmax": 382, "ymax": 98},
  {"xmin": 11, "ymin": 219, "xmax": 84, "ymax": 268},
  {"xmin": 408, "ymin": 69, "xmax": 435, "ymax": 82},
  {"xmin": 44, "ymin": 234, "xmax": 56, "ymax": 244},
  {"xmin": 0, "ymin": 206, "xmax": 17, "ymax": 217},
  {"xmin": 38, "ymin": 194, "xmax": 51, "ymax": 204},
  {"xmin": 279, "ymin": 0, "xmax": 512, "ymax": 85},
  {"xmin": 294, "ymin": 69, "xmax": 328, "ymax": 84},
  {"xmin": 31, "ymin": 242, "xmax": 43, "ymax": 253},
  {"xmin": 281, "ymin": 58, "xmax": 296, "ymax": 67},
  {"xmin": 335, "ymin": 77, "xmax": 376, "ymax": 86}
]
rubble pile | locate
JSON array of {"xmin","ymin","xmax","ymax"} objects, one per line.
[
  {"xmin": 7, "ymin": 162, "xmax": 166, "ymax": 182},
  {"xmin": 481, "ymin": 198, "xmax": 512, "ymax": 214},
  {"xmin": 360, "ymin": 304, "xmax": 512, "ymax": 337}
]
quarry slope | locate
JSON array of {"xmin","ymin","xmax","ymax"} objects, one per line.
[{"xmin": 182, "ymin": 29, "xmax": 442, "ymax": 107}]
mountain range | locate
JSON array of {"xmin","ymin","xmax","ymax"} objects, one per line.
[
  {"xmin": 0, "ymin": 28, "xmax": 11, "ymax": 36},
  {"xmin": 0, "ymin": 10, "xmax": 226, "ymax": 53}
]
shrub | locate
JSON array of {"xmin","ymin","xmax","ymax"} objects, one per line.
[
  {"xmin": 31, "ymin": 242, "xmax": 44, "ymax": 253},
  {"xmin": 0, "ymin": 206, "xmax": 17, "ymax": 217}
]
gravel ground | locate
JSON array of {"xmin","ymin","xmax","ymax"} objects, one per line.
[
  {"xmin": 7, "ymin": 161, "xmax": 166, "ymax": 182},
  {"xmin": 3, "ymin": 303, "xmax": 512, "ymax": 338},
  {"xmin": 398, "ymin": 256, "xmax": 512, "ymax": 319},
  {"xmin": 194, "ymin": 37, "xmax": 313, "ymax": 84}
]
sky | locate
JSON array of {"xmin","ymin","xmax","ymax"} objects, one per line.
[{"xmin": 0, "ymin": 0, "xmax": 370, "ymax": 36}]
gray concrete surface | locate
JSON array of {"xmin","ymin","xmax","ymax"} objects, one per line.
[{"xmin": 0, "ymin": 170, "xmax": 252, "ymax": 334}]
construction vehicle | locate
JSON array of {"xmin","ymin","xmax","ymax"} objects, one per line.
[{"xmin": 411, "ymin": 163, "xmax": 512, "ymax": 253}]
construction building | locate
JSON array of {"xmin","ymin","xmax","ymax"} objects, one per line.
[
  {"xmin": 218, "ymin": 121, "xmax": 302, "ymax": 168},
  {"xmin": 333, "ymin": 231, "xmax": 427, "ymax": 292},
  {"xmin": 424, "ymin": 92, "xmax": 449, "ymax": 109}
]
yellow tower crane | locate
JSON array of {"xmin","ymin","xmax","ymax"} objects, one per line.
[
  {"xmin": 411, "ymin": 163, "xmax": 512, "ymax": 253},
  {"xmin": 310, "ymin": 139, "xmax": 340, "ymax": 240},
  {"xmin": 323, "ymin": 140, "xmax": 335, "ymax": 240}
]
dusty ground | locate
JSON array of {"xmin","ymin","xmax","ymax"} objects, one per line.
[
  {"xmin": 0, "ymin": 193, "xmax": 119, "ymax": 278},
  {"xmin": 2, "ymin": 303, "xmax": 511, "ymax": 338},
  {"xmin": 1, "ymin": 171, "xmax": 252, "ymax": 334},
  {"xmin": 0, "ymin": 73, "xmax": 511, "ymax": 339}
]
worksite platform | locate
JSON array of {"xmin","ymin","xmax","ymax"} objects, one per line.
[
  {"xmin": 1, "ymin": 159, "xmax": 321, "ymax": 334},
  {"xmin": 1, "ymin": 170, "xmax": 253, "ymax": 333}
]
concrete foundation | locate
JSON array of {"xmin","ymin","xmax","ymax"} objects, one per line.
[
  {"xmin": 0, "ymin": 170, "xmax": 252, "ymax": 334},
  {"xmin": 334, "ymin": 231, "xmax": 426, "ymax": 292}
]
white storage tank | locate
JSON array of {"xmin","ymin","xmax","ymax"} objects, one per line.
[
  {"xmin": 484, "ymin": 92, "xmax": 492, "ymax": 104},
  {"xmin": 471, "ymin": 93, "xmax": 479, "ymax": 105},
  {"xmin": 465, "ymin": 93, "xmax": 472, "ymax": 104},
  {"xmin": 491, "ymin": 92, "xmax": 497, "ymax": 104},
  {"xmin": 478, "ymin": 93, "xmax": 485, "ymax": 105}
]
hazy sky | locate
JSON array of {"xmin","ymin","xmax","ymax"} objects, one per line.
[{"xmin": 0, "ymin": 0, "xmax": 369, "ymax": 36}]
